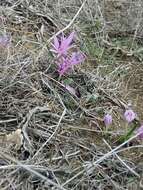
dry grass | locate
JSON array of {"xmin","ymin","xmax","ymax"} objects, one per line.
[{"xmin": 0, "ymin": 0, "xmax": 143, "ymax": 189}]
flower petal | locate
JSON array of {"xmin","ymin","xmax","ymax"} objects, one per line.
[
  {"xmin": 71, "ymin": 52, "xmax": 85, "ymax": 65},
  {"xmin": 137, "ymin": 125, "xmax": 143, "ymax": 139},
  {"xmin": 104, "ymin": 114, "xmax": 112, "ymax": 126},
  {"xmin": 124, "ymin": 109, "xmax": 136, "ymax": 123},
  {"xmin": 61, "ymin": 31, "xmax": 75, "ymax": 51},
  {"xmin": 58, "ymin": 58, "xmax": 71, "ymax": 76},
  {"xmin": 53, "ymin": 36, "xmax": 59, "ymax": 49}
]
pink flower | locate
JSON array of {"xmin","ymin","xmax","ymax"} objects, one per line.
[
  {"xmin": 124, "ymin": 109, "xmax": 136, "ymax": 123},
  {"xmin": 58, "ymin": 52, "xmax": 85, "ymax": 76},
  {"xmin": 104, "ymin": 114, "xmax": 112, "ymax": 126},
  {"xmin": 137, "ymin": 125, "xmax": 143, "ymax": 139},
  {"xmin": 51, "ymin": 32, "xmax": 75, "ymax": 57},
  {"xmin": 70, "ymin": 52, "xmax": 85, "ymax": 65},
  {"xmin": 51, "ymin": 31, "xmax": 86, "ymax": 76}
]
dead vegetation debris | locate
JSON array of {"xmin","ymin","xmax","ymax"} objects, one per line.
[{"xmin": 0, "ymin": 0, "xmax": 143, "ymax": 190}]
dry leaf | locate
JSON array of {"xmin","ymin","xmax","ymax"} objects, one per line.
[
  {"xmin": 6, "ymin": 129, "xmax": 23, "ymax": 147},
  {"xmin": 0, "ymin": 129, "xmax": 23, "ymax": 149}
]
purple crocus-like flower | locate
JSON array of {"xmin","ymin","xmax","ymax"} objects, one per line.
[
  {"xmin": 51, "ymin": 31, "xmax": 85, "ymax": 76},
  {"xmin": 104, "ymin": 114, "xmax": 112, "ymax": 126},
  {"xmin": 70, "ymin": 52, "xmax": 85, "ymax": 65},
  {"xmin": 137, "ymin": 125, "xmax": 143, "ymax": 139},
  {"xmin": 51, "ymin": 32, "xmax": 75, "ymax": 57},
  {"xmin": 124, "ymin": 109, "xmax": 136, "ymax": 123},
  {"xmin": 58, "ymin": 52, "xmax": 85, "ymax": 76}
]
